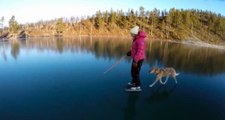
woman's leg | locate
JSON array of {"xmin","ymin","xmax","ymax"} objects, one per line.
[{"xmin": 131, "ymin": 59, "xmax": 144, "ymax": 87}]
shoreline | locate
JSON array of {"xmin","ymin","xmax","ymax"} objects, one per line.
[{"xmin": 1, "ymin": 34, "xmax": 225, "ymax": 50}]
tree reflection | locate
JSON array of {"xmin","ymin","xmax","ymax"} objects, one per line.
[
  {"xmin": 146, "ymin": 41, "xmax": 225, "ymax": 75},
  {"xmin": 4, "ymin": 37, "xmax": 225, "ymax": 75},
  {"xmin": 55, "ymin": 37, "xmax": 64, "ymax": 53},
  {"xmin": 11, "ymin": 40, "xmax": 20, "ymax": 59},
  {"xmin": 0, "ymin": 42, "xmax": 7, "ymax": 61}
]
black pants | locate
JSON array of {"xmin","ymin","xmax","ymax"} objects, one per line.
[{"xmin": 131, "ymin": 59, "xmax": 144, "ymax": 87}]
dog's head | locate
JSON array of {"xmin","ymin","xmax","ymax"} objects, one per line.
[{"xmin": 149, "ymin": 67, "xmax": 160, "ymax": 74}]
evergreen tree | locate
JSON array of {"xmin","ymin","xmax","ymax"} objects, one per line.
[
  {"xmin": 56, "ymin": 18, "xmax": 65, "ymax": 35},
  {"xmin": 183, "ymin": 11, "xmax": 192, "ymax": 28},
  {"xmin": 103, "ymin": 10, "xmax": 109, "ymax": 24},
  {"xmin": 139, "ymin": 6, "xmax": 145, "ymax": 21},
  {"xmin": 149, "ymin": 8, "xmax": 160, "ymax": 36},
  {"xmin": 95, "ymin": 10, "xmax": 104, "ymax": 29},
  {"xmin": 109, "ymin": 9, "xmax": 116, "ymax": 28},
  {"xmin": 0, "ymin": 16, "xmax": 4, "ymax": 29},
  {"xmin": 9, "ymin": 16, "xmax": 19, "ymax": 34}
]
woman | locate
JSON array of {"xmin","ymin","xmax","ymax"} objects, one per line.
[{"xmin": 126, "ymin": 26, "xmax": 146, "ymax": 91}]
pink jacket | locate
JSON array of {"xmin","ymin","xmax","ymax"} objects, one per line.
[{"xmin": 131, "ymin": 31, "xmax": 146, "ymax": 63}]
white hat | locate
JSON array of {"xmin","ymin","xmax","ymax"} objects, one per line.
[{"xmin": 130, "ymin": 26, "xmax": 139, "ymax": 35}]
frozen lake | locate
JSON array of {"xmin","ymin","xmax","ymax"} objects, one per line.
[{"xmin": 0, "ymin": 37, "xmax": 225, "ymax": 120}]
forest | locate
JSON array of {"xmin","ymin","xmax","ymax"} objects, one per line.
[{"xmin": 0, "ymin": 7, "xmax": 225, "ymax": 44}]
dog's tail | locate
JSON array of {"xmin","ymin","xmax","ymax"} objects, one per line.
[{"xmin": 176, "ymin": 73, "xmax": 180, "ymax": 76}]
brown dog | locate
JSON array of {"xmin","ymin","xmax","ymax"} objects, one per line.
[{"xmin": 149, "ymin": 67, "xmax": 179, "ymax": 87}]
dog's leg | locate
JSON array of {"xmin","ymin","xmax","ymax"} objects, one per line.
[
  {"xmin": 149, "ymin": 80, "xmax": 158, "ymax": 87},
  {"xmin": 162, "ymin": 75, "xmax": 169, "ymax": 84},
  {"xmin": 149, "ymin": 77, "xmax": 160, "ymax": 87},
  {"xmin": 159, "ymin": 78, "xmax": 165, "ymax": 85},
  {"xmin": 173, "ymin": 76, "xmax": 178, "ymax": 84}
]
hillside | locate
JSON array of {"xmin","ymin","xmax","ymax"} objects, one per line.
[{"xmin": 1, "ymin": 7, "xmax": 225, "ymax": 46}]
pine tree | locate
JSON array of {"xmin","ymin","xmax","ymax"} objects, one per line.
[
  {"xmin": 183, "ymin": 11, "xmax": 192, "ymax": 28},
  {"xmin": 95, "ymin": 10, "xmax": 104, "ymax": 29},
  {"xmin": 109, "ymin": 9, "xmax": 116, "ymax": 26},
  {"xmin": 149, "ymin": 8, "xmax": 160, "ymax": 36},
  {"xmin": 139, "ymin": 6, "xmax": 145, "ymax": 25},
  {"xmin": 103, "ymin": 10, "xmax": 109, "ymax": 24},
  {"xmin": 0, "ymin": 16, "xmax": 4, "ymax": 29},
  {"xmin": 127, "ymin": 9, "xmax": 136, "ymax": 25},
  {"xmin": 9, "ymin": 16, "xmax": 19, "ymax": 34},
  {"xmin": 56, "ymin": 18, "xmax": 65, "ymax": 35}
]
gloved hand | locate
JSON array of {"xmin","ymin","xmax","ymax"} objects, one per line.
[{"xmin": 126, "ymin": 51, "xmax": 131, "ymax": 56}]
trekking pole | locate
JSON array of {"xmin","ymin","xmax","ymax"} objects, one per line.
[{"xmin": 103, "ymin": 55, "xmax": 126, "ymax": 74}]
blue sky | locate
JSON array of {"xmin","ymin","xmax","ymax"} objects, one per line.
[{"xmin": 0, "ymin": 0, "xmax": 225, "ymax": 25}]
